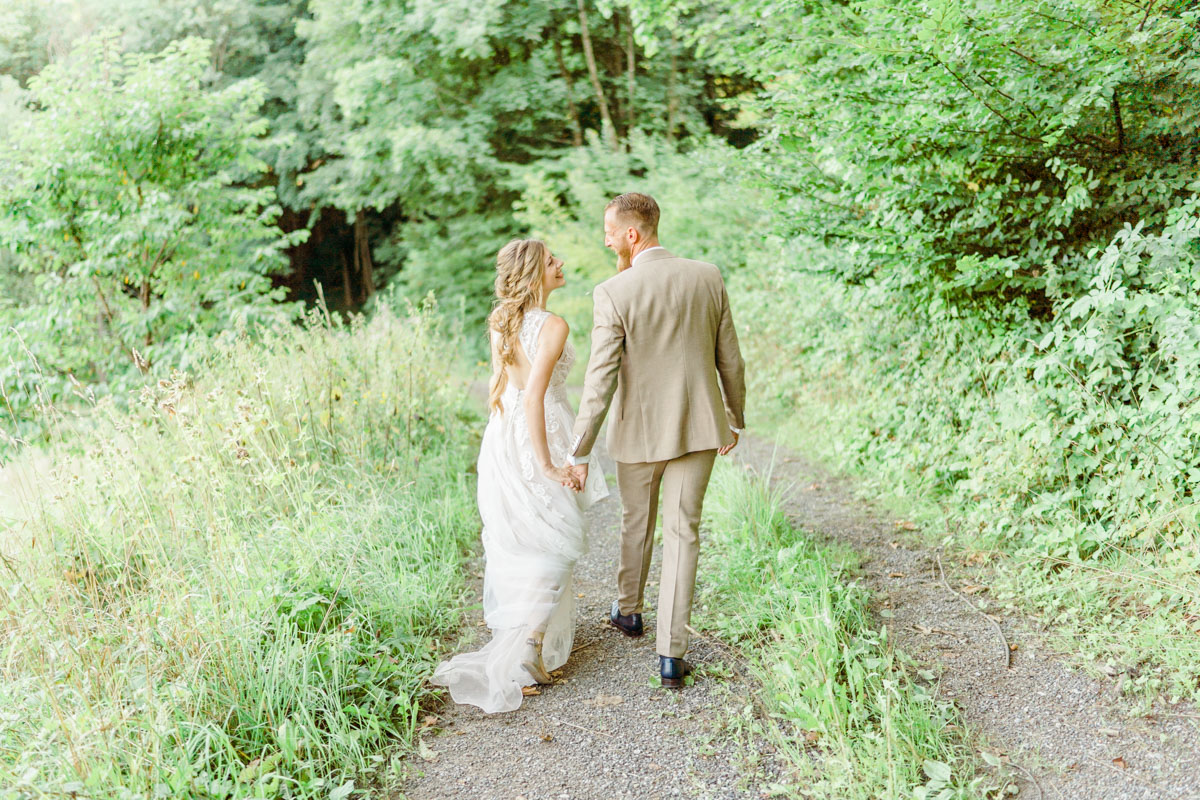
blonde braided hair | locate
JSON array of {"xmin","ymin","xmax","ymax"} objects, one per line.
[{"xmin": 487, "ymin": 238, "xmax": 550, "ymax": 414}]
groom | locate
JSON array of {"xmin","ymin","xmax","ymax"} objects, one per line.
[{"xmin": 567, "ymin": 192, "xmax": 746, "ymax": 688}]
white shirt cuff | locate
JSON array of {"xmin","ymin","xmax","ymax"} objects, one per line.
[
  {"xmin": 567, "ymin": 434, "xmax": 590, "ymax": 465},
  {"xmin": 730, "ymin": 426, "xmax": 743, "ymax": 435}
]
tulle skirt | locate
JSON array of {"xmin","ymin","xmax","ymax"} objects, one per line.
[{"xmin": 431, "ymin": 385, "xmax": 608, "ymax": 713}]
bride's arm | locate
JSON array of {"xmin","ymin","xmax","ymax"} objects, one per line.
[{"xmin": 523, "ymin": 315, "xmax": 579, "ymax": 491}]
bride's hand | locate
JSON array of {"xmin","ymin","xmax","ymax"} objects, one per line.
[{"xmin": 542, "ymin": 463, "xmax": 580, "ymax": 492}]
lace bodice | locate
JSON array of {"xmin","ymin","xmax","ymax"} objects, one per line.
[{"xmin": 517, "ymin": 308, "xmax": 574, "ymax": 395}]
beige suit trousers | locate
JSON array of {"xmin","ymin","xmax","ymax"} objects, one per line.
[{"xmin": 616, "ymin": 448, "xmax": 717, "ymax": 659}]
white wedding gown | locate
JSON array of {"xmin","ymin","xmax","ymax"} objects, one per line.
[{"xmin": 431, "ymin": 308, "xmax": 609, "ymax": 713}]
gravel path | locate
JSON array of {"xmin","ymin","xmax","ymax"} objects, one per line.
[
  {"xmin": 736, "ymin": 436, "xmax": 1200, "ymax": 800},
  {"xmin": 397, "ymin": 444, "xmax": 778, "ymax": 800}
]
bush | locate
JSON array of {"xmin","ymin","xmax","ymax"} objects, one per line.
[
  {"xmin": 0, "ymin": 32, "xmax": 303, "ymax": 442},
  {"xmin": 735, "ymin": 207, "xmax": 1200, "ymax": 700}
]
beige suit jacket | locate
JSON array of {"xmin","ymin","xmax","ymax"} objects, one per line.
[{"xmin": 571, "ymin": 248, "xmax": 746, "ymax": 465}]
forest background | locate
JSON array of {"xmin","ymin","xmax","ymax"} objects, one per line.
[{"xmin": 2, "ymin": 0, "xmax": 1199, "ymax": 797}]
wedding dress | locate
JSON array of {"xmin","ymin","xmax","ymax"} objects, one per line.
[{"xmin": 431, "ymin": 308, "xmax": 608, "ymax": 713}]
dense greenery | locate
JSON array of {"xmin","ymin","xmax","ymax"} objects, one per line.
[
  {"xmin": 0, "ymin": 304, "xmax": 480, "ymax": 797},
  {"xmin": 0, "ymin": 33, "xmax": 300, "ymax": 439},
  {"xmin": 697, "ymin": 0, "xmax": 1200, "ymax": 311},
  {"xmin": 4, "ymin": 0, "xmax": 1200, "ymax": 792},
  {"xmin": 1, "ymin": 0, "xmax": 754, "ymax": 440}
]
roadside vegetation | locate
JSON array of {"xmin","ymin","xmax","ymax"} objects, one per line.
[
  {"xmin": 0, "ymin": 303, "xmax": 481, "ymax": 798},
  {"xmin": 699, "ymin": 463, "xmax": 994, "ymax": 800}
]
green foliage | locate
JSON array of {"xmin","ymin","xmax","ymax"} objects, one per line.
[
  {"xmin": 0, "ymin": 32, "xmax": 303, "ymax": 440},
  {"xmin": 296, "ymin": 0, "xmax": 753, "ymax": 319},
  {"xmin": 700, "ymin": 463, "xmax": 991, "ymax": 799},
  {"xmin": 735, "ymin": 222, "xmax": 1200, "ymax": 701},
  {"xmin": 0, "ymin": 303, "xmax": 480, "ymax": 798},
  {"xmin": 701, "ymin": 0, "xmax": 1200, "ymax": 314}
]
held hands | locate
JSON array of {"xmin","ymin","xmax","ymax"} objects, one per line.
[
  {"xmin": 542, "ymin": 462, "xmax": 582, "ymax": 492},
  {"xmin": 567, "ymin": 463, "xmax": 588, "ymax": 491}
]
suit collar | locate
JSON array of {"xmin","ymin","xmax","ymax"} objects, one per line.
[{"xmin": 631, "ymin": 246, "xmax": 672, "ymax": 269}]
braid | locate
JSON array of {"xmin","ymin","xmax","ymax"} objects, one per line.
[{"xmin": 487, "ymin": 239, "xmax": 550, "ymax": 414}]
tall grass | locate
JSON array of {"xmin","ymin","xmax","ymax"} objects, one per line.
[
  {"xmin": 699, "ymin": 463, "xmax": 990, "ymax": 800},
  {"xmin": 0, "ymin": 301, "xmax": 480, "ymax": 798}
]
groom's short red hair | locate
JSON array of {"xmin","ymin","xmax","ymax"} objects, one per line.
[{"xmin": 606, "ymin": 192, "xmax": 660, "ymax": 237}]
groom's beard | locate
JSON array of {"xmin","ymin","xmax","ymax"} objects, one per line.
[{"xmin": 616, "ymin": 253, "xmax": 633, "ymax": 272}]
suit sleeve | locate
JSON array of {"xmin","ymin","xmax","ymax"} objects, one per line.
[
  {"xmin": 715, "ymin": 279, "xmax": 746, "ymax": 431},
  {"xmin": 571, "ymin": 284, "xmax": 624, "ymax": 459}
]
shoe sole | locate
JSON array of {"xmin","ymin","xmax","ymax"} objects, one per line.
[{"xmin": 660, "ymin": 676, "xmax": 684, "ymax": 689}]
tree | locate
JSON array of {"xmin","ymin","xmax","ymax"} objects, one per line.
[
  {"xmin": 0, "ymin": 32, "xmax": 302, "ymax": 428},
  {"xmin": 689, "ymin": 0, "xmax": 1200, "ymax": 316}
]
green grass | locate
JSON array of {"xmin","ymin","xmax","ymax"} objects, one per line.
[
  {"xmin": 731, "ymin": 264, "xmax": 1200, "ymax": 708},
  {"xmin": 697, "ymin": 462, "xmax": 994, "ymax": 800},
  {"xmin": 0, "ymin": 303, "xmax": 481, "ymax": 798}
]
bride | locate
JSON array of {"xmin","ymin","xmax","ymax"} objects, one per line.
[{"xmin": 431, "ymin": 238, "xmax": 609, "ymax": 713}]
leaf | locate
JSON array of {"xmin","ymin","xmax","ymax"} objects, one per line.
[
  {"xmin": 329, "ymin": 780, "xmax": 355, "ymax": 800},
  {"xmin": 923, "ymin": 759, "xmax": 953, "ymax": 783},
  {"xmin": 1112, "ymin": 756, "xmax": 1127, "ymax": 769},
  {"xmin": 416, "ymin": 739, "xmax": 438, "ymax": 762},
  {"xmin": 585, "ymin": 693, "xmax": 624, "ymax": 707}
]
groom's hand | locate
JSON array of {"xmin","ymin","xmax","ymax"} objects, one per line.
[
  {"xmin": 718, "ymin": 431, "xmax": 739, "ymax": 456},
  {"xmin": 568, "ymin": 463, "xmax": 589, "ymax": 489}
]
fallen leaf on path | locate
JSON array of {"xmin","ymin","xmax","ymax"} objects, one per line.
[
  {"xmin": 888, "ymin": 541, "xmax": 900, "ymax": 549},
  {"xmin": 1009, "ymin": 643, "xmax": 1019, "ymax": 652},
  {"xmin": 914, "ymin": 624, "xmax": 957, "ymax": 637},
  {"xmin": 961, "ymin": 584, "xmax": 988, "ymax": 595},
  {"xmin": 585, "ymin": 693, "xmax": 624, "ymax": 707},
  {"xmin": 889, "ymin": 572, "xmax": 905, "ymax": 578},
  {"xmin": 803, "ymin": 730, "xmax": 821, "ymax": 743},
  {"xmin": 416, "ymin": 739, "xmax": 438, "ymax": 762},
  {"xmin": 805, "ymin": 483, "xmax": 820, "ymax": 491},
  {"xmin": 540, "ymin": 733, "xmax": 554, "ymax": 742},
  {"xmin": 1113, "ymin": 756, "xmax": 1127, "ymax": 770},
  {"xmin": 521, "ymin": 686, "xmax": 541, "ymax": 696},
  {"xmin": 895, "ymin": 520, "xmax": 919, "ymax": 531}
]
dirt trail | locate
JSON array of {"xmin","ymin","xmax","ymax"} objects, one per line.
[
  {"xmin": 398, "ymin": 445, "xmax": 777, "ymax": 800},
  {"xmin": 736, "ymin": 436, "xmax": 1200, "ymax": 800}
]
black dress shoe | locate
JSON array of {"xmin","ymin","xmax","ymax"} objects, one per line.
[
  {"xmin": 609, "ymin": 600, "xmax": 644, "ymax": 637},
  {"xmin": 659, "ymin": 656, "xmax": 693, "ymax": 689}
]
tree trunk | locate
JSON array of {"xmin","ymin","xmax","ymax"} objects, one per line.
[
  {"xmin": 553, "ymin": 36, "xmax": 584, "ymax": 147},
  {"xmin": 625, "ymin": 9, "xmax": 636, "ymax": 144},
  {"xmin": 340, "ymin": 250, "xmax": 354, "ymax": 308},
  {"xmin": 353, "ymin": 211, "xmax": 374, "ymax": 301},
  {"xmin": 576, "ymin": 0, "xmax": 618, "ymax": 151}
]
